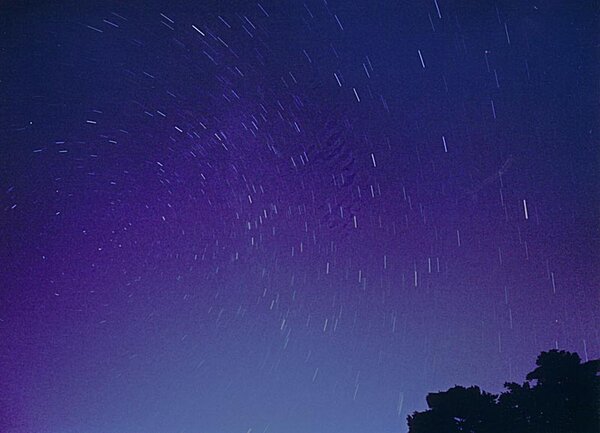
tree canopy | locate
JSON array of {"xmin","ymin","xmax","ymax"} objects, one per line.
[{"xmin": 407, "ymin": 349, "xmax": 599, "ymax": 433}]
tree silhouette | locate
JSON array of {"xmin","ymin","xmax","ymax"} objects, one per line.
[{"xmin": 407, "ymin": 350, "xmax": 599, "ymax": 433}]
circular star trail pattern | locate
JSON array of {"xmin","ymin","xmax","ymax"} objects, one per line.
[{"xmin": 1, "ymin": 1, "xmax": 598, "ymax": 433}]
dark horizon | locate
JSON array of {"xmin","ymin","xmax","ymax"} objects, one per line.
[{"xmin": 1, "ymin": 1, "xmax": 598, "ymax": 432}]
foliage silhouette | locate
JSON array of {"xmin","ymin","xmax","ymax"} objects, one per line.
[{"xmin": 407, "ymin": 349, "xmax": 599, "ymax": 433}]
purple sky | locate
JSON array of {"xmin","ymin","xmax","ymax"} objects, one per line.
[{"xmin": 1, "ymin": 1, "xmax": 598, "ymax": 432}]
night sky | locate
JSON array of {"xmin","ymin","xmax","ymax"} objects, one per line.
[{"xmin": 1, "ymin": 1, "xmax": 598, "ymax": 432}]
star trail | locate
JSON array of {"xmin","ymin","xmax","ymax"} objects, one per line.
[{"xmin": 1, "ymin": 1, "xmax": 598, "ymax": 432}]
